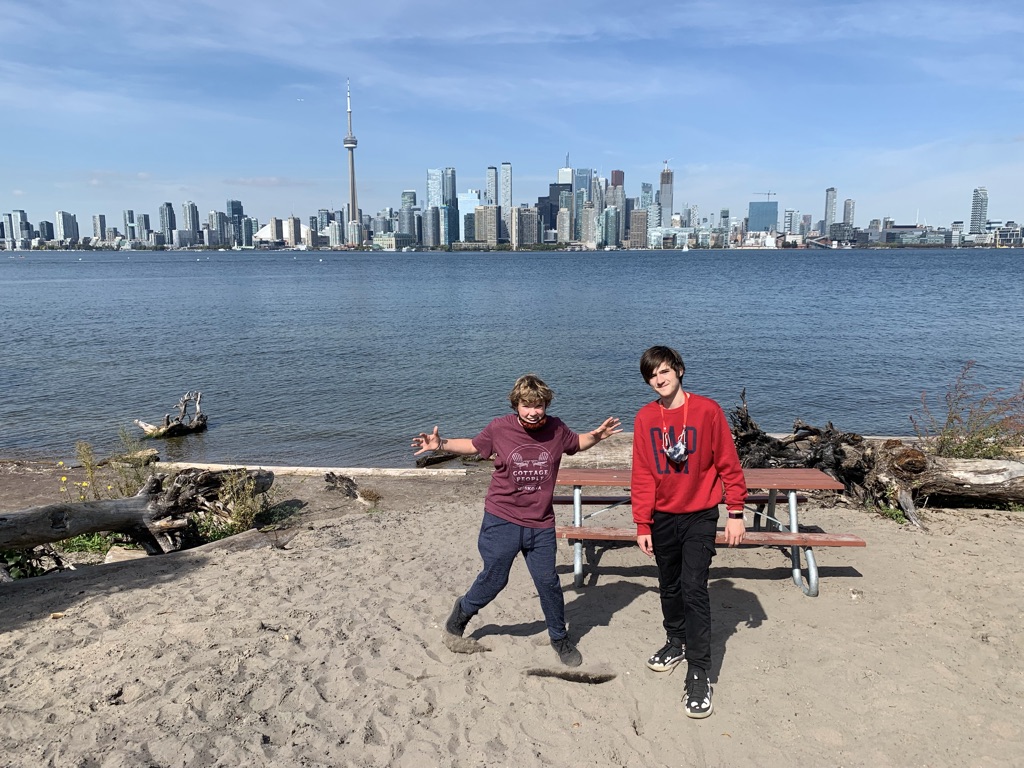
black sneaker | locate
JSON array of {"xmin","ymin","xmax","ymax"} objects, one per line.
[
  {"xmin": 550, "ymin": 636, "xmax": 583, "ymax": 667},
  {"xmin": 444, "ymin": 597, "xmax": 471, "ymax": 637},
  {"xmin": 646, "ymin": 640, "xmax": 685, "ymax": 672},
  {"xmin": 684, "ymin": 667, "xmax": 713, "ymax": 719}
]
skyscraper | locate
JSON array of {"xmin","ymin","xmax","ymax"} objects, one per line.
[
  {"xmin": 426, "ymin": 169, "xmax": 443, "ymax": 209},
  {"xmin": 969, "ymin": 187, "xmax": 988, "ymax": 234},
  {"xmin": 824, "ymin": 187, "xmax": 837, "ymax": 233},
  {"xmin": 456, "ymin": 189, "xmax": 481, "ymax": 242},
  {"xmin": 442, "ymin": 167, "xmax": 459, "ymax": 243},
  {"xmin": 659, "ymin": 164, "xmax": 674, "ymax": 225},
  {"xmin": 343, "ymin": 79, "xmax": 360, "ymax": 245},
  {"xmin": 159, "ymin": 203, "xmax": 176, "ymax": 242},
  {"xmin": 843, "ymin": 199, "xmax": 855, "ymax": 227},
  {"xmin": 55, "ymin": 211, "xmax": 79, "ymax": 243},
  {"xmin": 123, "ymin": 209, "xmax": 136, "ymax": 240},
  {"xmin": 227, "ymin": 200, "xmax": 244, "ymax": 246},
  {"xmin": 93, "ymin": 214, "xmax": 106, "ymax": 241},
  {"xmin": 485, "ymin": 166, "xmax": 498, "ymax": 206},
  {"xmin": 182, "ymin": 201, "xmax": 201, "ymax": 234},
  {"xmin": 500, "ymin": 162, "xmax": 512, "ymax": 241}
]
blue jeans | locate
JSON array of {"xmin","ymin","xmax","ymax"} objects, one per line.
[{"xmin": 460, "ymin": 511, "xmax": 568, "ymax": 641}]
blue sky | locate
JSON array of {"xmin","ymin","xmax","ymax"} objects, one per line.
[{"xmin": 3, "ymin": 0, "xmax": 1023, "ymax": 230}]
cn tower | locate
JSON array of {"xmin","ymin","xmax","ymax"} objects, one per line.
[{"xmin": 343, "ymin": 79, "xmax": 359, "ymax": 245}]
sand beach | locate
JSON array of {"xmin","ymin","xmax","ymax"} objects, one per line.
[{"xmin": 1, "ymin": 435, "xmax": 1022, "ymax": 767}]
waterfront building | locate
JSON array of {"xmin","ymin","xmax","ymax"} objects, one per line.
[
  {"xmin": 783, "ymin": 209, "xmax": 799, "ymax": 235},
  {"xmin": 659, "ymin": 165, "xmax": 674, "ymax": 226},
  {"xmin": 969, "ymin": 187, "xmax": 988, "ymax": 234},
  {"xmin": 159, "ymin": 203, "xmax": 176, "ymax": 242},
  {"xmin": 843, "ymin": 198, "xmax": 856, "ymax": 227},
  {"xmin": 227, "ymin": 200, "xmax": 244, "ymax": 246},
  {"xmin": 485, "ymin": 166, "xmax": 498, "ymax": 206},
  {"xmin": 801, "ymin": 214, "xmax": 812, "ymax": 236},
  {"xmin": 580, "ymin": 201, "xmax": 598, "ymax": 248},
  {"xmin": 598, "ymin": 207, "xmax": 620, "ymax": 247},
  {"xmin": 242, "ymin": 217, "xmax": 255, "ymax": 247},
  {"xmin": 474, "ymin": 205, "xmax": 501, "ymax": 246},
  {"xmin": 105, "ymin": 228, "xmax": 120, "ymax": 241},
  {"xmin": 123, "ymin": 210, "xmax": 136, "ymax": 240},
  {"xmin": 556, "ymin": 208, "xmax": 571, "ymax": 244},
  {"xmin": 442, "ymin": 168, "xmax": 459, "ymax": 244},
  {"xmin": 426, "ymin": 169, "xmax": 443, "ymax": 210},
  {"xmin": 510, "ymin": 206, "xmax": 539, "ymax": 250},
  {"xmin": 286, "ymin": 216, "xmax": 301, "ymax": 247},
  {"xmin": 640, "ymin": 183, "xmax": 654, "ymax": 211},
  {"xmin": 37, "ymin": 221, "xmax": 54, "ymax": 241},
  {"xmin": 824, "ymin": 187, "xmax": 837, "ymax": 233},
  {"xmin": 500, "ymin": 162, "xmax": 512, "ymax": 241},
  {"xmin": 629, "ymin": 209, "xmax": 649, "ymax": 248},
  {"xmin": 137, "ymin": 213, "xmax": 151, "ymax": 241},
  {"xmin": 328, "ymin": 221, "xmax": 344, "ymax": 247},
  {"xmin": 343, "ymin": 80, "xmax": 360, "ymax": 245},
  {"xmin": 747, "ymin": 201, "xmax": 778, "ymax": 233},
  {"xmin": 93, "ymin": 214, "xmax": 107, "ymax": 241},
  {"xmin": 55, "ymin": 210, "xmax": 79, "ymax": 243},
  {"xmin": 456, "ymin": 190, "xmax": 481, "ymax": 242},
  {"xmin": 422, "ymin": 206, "xmax": 441, "ymax": 247},
  {"xmin": 182, "ymin": 201, "xmax": 201, "ymax": 234}
]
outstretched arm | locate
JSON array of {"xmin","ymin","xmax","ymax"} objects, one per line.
[
  {"xmin": 578, "ymin": 417, "xmax": 623, "ymax": 452},
  {"xmin": 412, "ymin": 426, "xmax": 478, "ymax": 456}
]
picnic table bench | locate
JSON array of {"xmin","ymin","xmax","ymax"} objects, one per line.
[{"xmin": 554, "ymin": 467, "xmax": 864, "ymax": 596}]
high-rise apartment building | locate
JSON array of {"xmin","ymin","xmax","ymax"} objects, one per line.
[
  {"xmin": 227, "ymin": 200, "xmax": 244, "ymax": 246},
  {"xmin": 659, "ymin": 165, "xmax": 674, "ymax": 225},
  {"xmin": 159, "ymin": 203, "xmax": 176, "ymax": 241},
  {"xmin": 629, "ymin": 209, "xmax": 649, "ymax": 248},
  {"xmin": 55, "ymin": 211, "xmax": 79, "ymax": 243},
  {"xmin": 783, "ymin": 209, "xmax": 799, "ymax": 235},
  {"xmin": 500, "ymin": 162, "xmax": 512, "ymax": 241},
  {"xmin": 610, "ymin": 169, "xmax": 624, "ymax": 188},
  {"xmin": 456, "ymin": 190, "xmax": 481, "ymax": 243},
  {"xmin": 475, "ymin": 205, "xmax": 501, "ymax": 246},
  {"xmin": 485, "ymin": 166, "xmax": 498, "ymax": 206},
  {"xmin": 182, "ymin": 201, "xmax": 201, "ymax": 234},
  {"xmin": 137, "ymin": 213, "xmax": 151, "ymax": 240},
  {"xmin": 824, "ymin": 187, "xmax": 837, "ymax": 232},
  {"xmin": 123, "ymin": 209, "xmax": 136, "ymax": 240},
  {"xmin": 843, "ymin": 199, "xmax": 855, "ymax": 227},
  {"xmin": 510, "ymin": 206, "xmax": 539, "ymax": 250},
  {"xmin": 969, "ymin": 187, "xmax": 989, "ymax": 234},
  {"xmin": 426, "ymin": 169, "xmax": 443, "ymax": 210},
  {"xmin": 442, "ymin": 167, "xmax": 459, "ymax": 244},
  {"xmin": 93, "ymin": 214, "xmax": 107, "ymax": 241}
]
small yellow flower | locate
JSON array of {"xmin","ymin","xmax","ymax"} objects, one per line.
[
  {"xmin": 57, "ymin": 461, "xmax": 64, "ymax": 467},
  {"xmin": 107, "ymin": 485, "xmax": 112, "ymax": 491},
  {"xmin": 81, "ymin": 481, "xmax": 89, "ymax": 487},
  {"xmin": 61, "ymin": 476, "xmax": 67, "ymax": 482}
]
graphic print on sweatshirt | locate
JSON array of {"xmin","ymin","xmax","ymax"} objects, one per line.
[
  {"xmin": 647, "ymin": 425, "xmax": 696, "ymax": 475},
  {"xmin": 508, "ymin": 444, "xmax": 554, "ymax": 492}
]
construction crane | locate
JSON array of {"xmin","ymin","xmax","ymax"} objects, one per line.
[{"xmin": 753, "ymin": 191, "xmax": 777, "ymax": 200}]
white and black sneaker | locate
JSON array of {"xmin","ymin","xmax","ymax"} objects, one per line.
[
  {"xmin": 646, "ymin": 640, "xmax": 685, "ymax": 672},
  {"xmin": 684, "ymin": 667, "xmax": 713, "ymax": 719}
]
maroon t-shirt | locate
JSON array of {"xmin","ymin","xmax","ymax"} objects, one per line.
[{"xmin": 472, "ymin": 414, "xmax": 580, "ymax": 528}]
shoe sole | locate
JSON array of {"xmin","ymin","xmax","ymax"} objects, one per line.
[
  {"xmin": 646, "ymin": 657, "xmax": 684, "ymax": 672},
  {"xmin": 685, "ymin": 703, "xmax": 713, "ymax": 719}
]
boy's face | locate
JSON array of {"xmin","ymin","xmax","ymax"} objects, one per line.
[
  {"xmin": 647, "ymin": 361, "xmax": 682, "ymax": 400},
  {"xmin": 516, "ymin": 400, "xmax": 548, "ymax": 426}
]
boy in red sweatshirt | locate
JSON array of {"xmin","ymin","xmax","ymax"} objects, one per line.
[{"xmin": 631, "ymin": 346, "xmax": 746, "ymax": 718}]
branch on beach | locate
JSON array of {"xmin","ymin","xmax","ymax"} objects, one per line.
[
  {"xmin": 0, "ymin": 468, "xmax": 274, "ymax": 556},
  {"xmin": 729, "ymin": 394, "xmax": 1024, "ymax": 524},
  {"xmin": 134, "ymin": 391, "xmax": 208, "ymax": 439}
]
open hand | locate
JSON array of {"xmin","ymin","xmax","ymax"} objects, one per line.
[
  {"xmin": 412, "ymin": 426, "xmax": 441, "ymax": 455},
  {"xmin": 593, "ymin": 417, "xmax": 623, "ymax": 441}
]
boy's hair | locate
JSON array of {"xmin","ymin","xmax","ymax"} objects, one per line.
[
  {"xmin": 640, "ymin": 345, "xmax": 686, "ymax": 382},
  {"xmin": 509, "ymin": 374, "xmax": 555, "ymax": 408}
]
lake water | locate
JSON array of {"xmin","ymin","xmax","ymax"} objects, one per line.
[{"xmin": 1, "ymin": 248, "xmax": 1022, "ymax": 467}]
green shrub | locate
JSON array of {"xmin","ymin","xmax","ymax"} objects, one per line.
[{"xmin": 911, "ymin": 361, "xmax": 1024, "ymax": 459}]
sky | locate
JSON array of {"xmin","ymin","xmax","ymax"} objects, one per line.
[{"xmin": 3, "ymin": 0, "xmax": 1024, "ymax": 230}]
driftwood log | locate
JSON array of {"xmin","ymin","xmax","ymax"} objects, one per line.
[
  {"xmin": 135, "ymin": 391, "xmax": 208, "ymax": 439},
  {"xmin": 0, "ymin": 468, "xmax": 273, "ymax": 556},
  {"xmin": 729, "ymin": 391, "xmax": 1024, "ymax": 526}
]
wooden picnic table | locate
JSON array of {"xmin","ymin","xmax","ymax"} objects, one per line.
[{"xmin": 555, "ymin": 467, "xmax": 853, "ymax": 595}]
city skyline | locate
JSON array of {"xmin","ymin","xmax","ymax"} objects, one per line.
[{"xmin": 3, "ymin": 0, "xmax": 1024, "ymax": 227}]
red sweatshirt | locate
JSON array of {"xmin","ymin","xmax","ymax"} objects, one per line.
[{"xmin": 630, "ymin": 393, "xmax": 747, "ymax": 536}]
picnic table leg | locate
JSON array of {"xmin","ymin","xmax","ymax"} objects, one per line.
[
  {"xmin": 573, "ymin": 485, "xmax": 584, "ymax": 588},
  {"xmin": 788, "ymin": 489, "xmax": 819, "ymax": 597}
]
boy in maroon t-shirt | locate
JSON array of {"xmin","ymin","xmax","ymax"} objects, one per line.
[{"xmin": 413, "ymin": 373, "xmax": 620, "ymax": 667}]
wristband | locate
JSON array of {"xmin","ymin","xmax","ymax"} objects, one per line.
[{"xmin": 727, "ymin": 512, "xmax": 744, "ymax": 519}]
